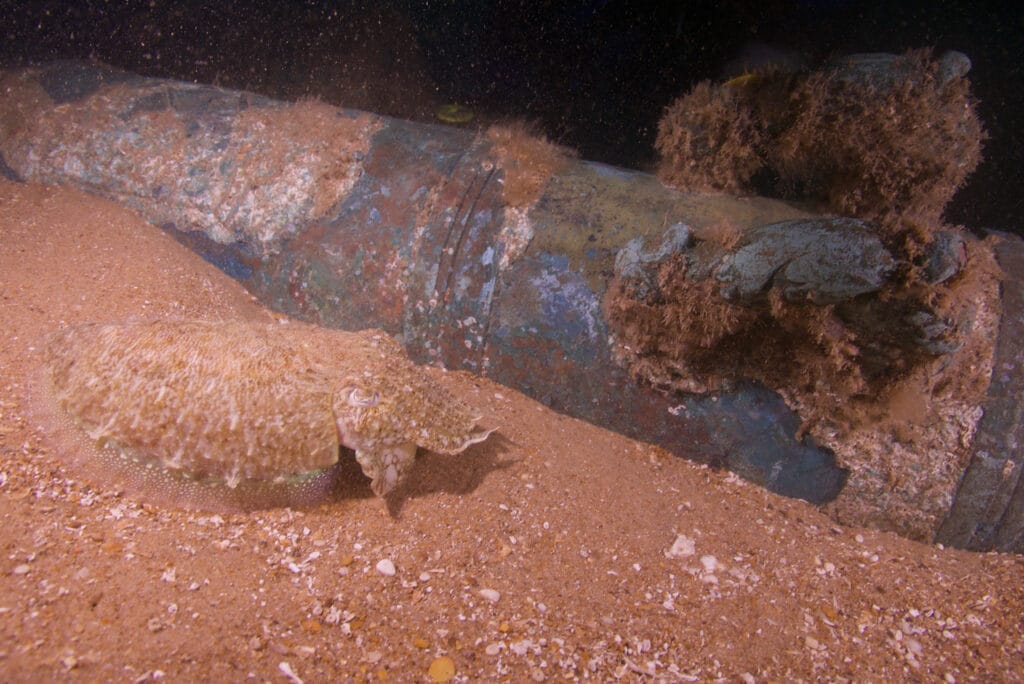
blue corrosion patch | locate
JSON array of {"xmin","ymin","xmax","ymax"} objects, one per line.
[
  {"xmin": 523, "ymin": 253, "xmax": 605, "ymax": 357},
  {"xmin": 160, "ymin": 223, "xmax": 254, "ymax": 281},
  {"xmin": 0, "ymin": 154, "xmax": 24, "ymax": 182},
  {"xmin": 673, "ymin": 384, "xmax": 848, "ymax": 504}
]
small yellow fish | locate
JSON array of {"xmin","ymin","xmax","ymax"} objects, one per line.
[
  {"xmin": 436, "ymin": 103, "xmax": 475, "ymax": 124},
  {"xmin": 722, "ymin": 72, "xmax": 762, "ymax": 88}
]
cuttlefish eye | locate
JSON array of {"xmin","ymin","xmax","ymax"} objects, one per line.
[{"xmin": 344, "ymin": 386, "xmax": 380, "ymax": 407}]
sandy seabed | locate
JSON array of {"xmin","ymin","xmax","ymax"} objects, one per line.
[{"xmin": 0, "ymin": 178, "xmax": 1021, "ymax": 681}]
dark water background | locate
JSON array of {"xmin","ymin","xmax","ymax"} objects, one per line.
[{"xmin": 1, "ymin": 0, "xmax": 1020, "ymax": 234}]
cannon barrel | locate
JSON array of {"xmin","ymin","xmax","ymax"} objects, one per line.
[{"xmin": 2, "ymin": 61, "xmax": 1021, "ymax": 551}]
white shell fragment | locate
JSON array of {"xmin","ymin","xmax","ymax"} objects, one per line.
[{"xmin": 665, "ymin": 534, "xmax": 696, "ymax": 559}]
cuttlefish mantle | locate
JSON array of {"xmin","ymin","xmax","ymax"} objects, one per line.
[{"xmin": 33, "ymin": 318, "xmax": 494, "ymax": 510}]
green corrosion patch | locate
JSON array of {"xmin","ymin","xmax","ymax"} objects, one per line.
[{"xmin": 524, "ymin": 160, "xmax": 814, "ymax": 295}]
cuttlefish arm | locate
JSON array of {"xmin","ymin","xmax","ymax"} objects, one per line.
[{"xmin": 333, "ymin": 381, "xmax": 494, "ymax": 496}]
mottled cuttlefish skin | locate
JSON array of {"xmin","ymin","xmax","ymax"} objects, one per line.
[{"xmin": 41, "ymin": 319, "xmax": 493, "ymax": 499}]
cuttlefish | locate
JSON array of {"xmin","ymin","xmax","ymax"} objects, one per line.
[{"xmin": 33, "ymin": 319, "xmax": 493, "ymax": 510}]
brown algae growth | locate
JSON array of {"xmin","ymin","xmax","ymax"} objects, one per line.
[{"xmin": 31, "ymin": 319, "xmax": 492, "ymax": 511}]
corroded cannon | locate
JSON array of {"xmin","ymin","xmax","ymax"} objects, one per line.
[{"xmin": 2, "ymin": 61, "xmax": 1020, "ymax": 551}]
